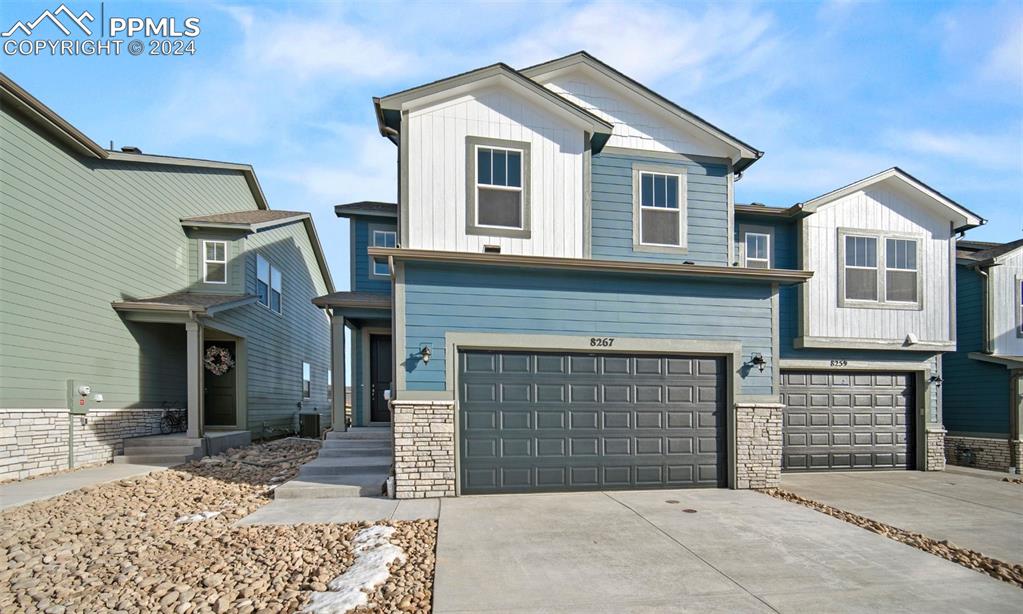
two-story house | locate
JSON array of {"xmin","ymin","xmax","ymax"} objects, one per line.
[
  {"xmin": 0, "ymin": 74, "xmax": 335, "ymax": 481},
  {"xmin": 316, "ymin": 52, "xmax": 983, "ymax": 499},
  {"xmin": 943, "ymin": 239, "xmax": 1023, "ymax": 471}
]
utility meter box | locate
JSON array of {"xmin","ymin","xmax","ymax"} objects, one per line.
[{"xmin": 67, "ymin": 379, "xmax": 93, "ymax": 415}]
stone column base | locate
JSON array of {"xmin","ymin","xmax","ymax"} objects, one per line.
[
  {"xmin": 1013, "ymin": 440, "xmax": 1023, "ymax": 472},
  {"xmin": 391, "ymin": 399, "xmax": 456, "ymax": 499},
  {"xmin": 734, "ymin": 402, "xmax": 783, "ymax": 489},
  {"xmin": 925, "ymin": 429, "xmax": 946, "ymax": 471}
]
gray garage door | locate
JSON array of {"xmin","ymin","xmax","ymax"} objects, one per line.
[
  {"xmin": 781, "ymin": 371, "xmax": 915, "ymax": 471},
  {"xmin": 459, "ymin": 350, "xmax": 726, "ymax": 494}
]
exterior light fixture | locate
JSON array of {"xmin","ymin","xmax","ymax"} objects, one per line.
[
  {"xmin": 929, "ymin": 375, "xmax": 943, "ymax": 387},
  {"xmin": 750, "ymin": 352, "xmax": 766, "ymax": 373},
  {"xmin": 420, "ymin": 344, "xmax": 432, "ymax": 364}
]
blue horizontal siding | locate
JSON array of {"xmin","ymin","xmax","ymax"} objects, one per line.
[
  {"xmin": 352, "ymin": 219, "xmax": 394, "ymax": 294},
  {"xmin": 402, "ymin": 263, "xmax": 775, "ymax": 396},
  {"xmin": 943, "ymin": 266, "xmax": 1010, "ymax": 435},
  {"xmin": 591, "ymin": 152, "xmax": 728, "ymax": 266}
]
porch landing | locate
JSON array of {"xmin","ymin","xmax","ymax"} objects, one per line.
[
  {"xmin": 272, "ymin": 427, "xmax": 392, "ymax": 499},
  {"xmin": 112, "ymin": 430, "xmax": 252, "ymax": 466}
]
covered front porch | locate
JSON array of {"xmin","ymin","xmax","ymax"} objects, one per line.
[
  {"xmin": 112, "ymin": 292, "xmax": 255, "ymax": 439},
  {"xmin": 313, "ymin": 291, "xmax": 393, "ymax": 429}
]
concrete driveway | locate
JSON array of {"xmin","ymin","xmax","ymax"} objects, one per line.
[
  {"xmin": 781, "ymin": 470, "xmax": 1023, "ymax": 565},
  {"xmin": 433, "ymin": 489, "xmax": 1020, "ymax": 613}
]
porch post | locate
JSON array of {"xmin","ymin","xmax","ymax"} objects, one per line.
[
  {"xmin": 185, "ymin": 320, "xmax": 204, "ymax": 439},
  {"xmin": 331, "ymin": 313, "xmax": 347, "ymax": 432}
]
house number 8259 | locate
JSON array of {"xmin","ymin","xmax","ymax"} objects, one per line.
[
  {"xmin": 590, "ymin": 337, "xmax": 615, "ymax": 347},
  {"xmin": 830, "ymin": 359, "xmax": 848, "ymax": 367}
]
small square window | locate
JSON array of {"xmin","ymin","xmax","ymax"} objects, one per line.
[
  {"xmin": 744, "ymin": 232, "xmax": 771, "ymax": 269},
  {"xmin": 372, "ymin": 257, "xmax": 389, "ymax": 277},
  {"xmin": 373, "ymin": 230, "xmax": 396, "ymax": 248}
]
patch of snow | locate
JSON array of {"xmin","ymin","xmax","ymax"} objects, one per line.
[
  {"xmin": 174, "ymin": 511, "xmax": 221, "ymax": 524},
  {"xmin": 301, "ymin": 525, "xmax": 406, "ymax": 614}
]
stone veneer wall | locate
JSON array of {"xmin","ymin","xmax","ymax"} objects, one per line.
[
  {"xmin": 734, "ymin": 402, "xmax": 783, "ymax": 489},
  {"xmin": 0, "ymin": 408, "xmax": 185, "ymax": 482},
  {"xmin": 944, "ymin": 434, "xmax": 1011, "ymax": 471},
  {"xmin": 924, "ymin": 429, "xmax": 946, "ymax": 471},
  {"xmin": 391, "ymin": 400, "xmax": 456, "ymax": 499}
]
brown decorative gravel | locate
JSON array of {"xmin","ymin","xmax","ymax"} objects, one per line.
[
  {"xmin": 0, "ymin": 438, "xmax": 437, "ymax": 613},
  {"xmin": 759, "ymin": 487, "xmax": 1023, "ymax": 589}
]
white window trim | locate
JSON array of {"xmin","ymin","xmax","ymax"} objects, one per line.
[
  {"xmin": 884, "ymin": 237, "xmax": 920, "ymax": 305},
  {"xmin": 256, "ymin": 254, "xmax": 270, "ymax": 307},
  {"xmin": 371, "ymin": 257, "xmax": 390, "ymax": 278},
  {"xmin": 474, "ymin": 143, "xmax": 525, "ymax": 231},
  {"xmin": 1016, "ymin": 276, "xmax": 1023, "ymax": 337},
  {"xmin": 256, "ymin": 253, "xmax": 284, "ymax": 316},
  {"xmin": 837, "ymin": 228, "xmax": 923, "ymax": 311},
  {"xmin": 270, "ymin": 265, "xmax": 283, "ymax": 315},
  {"xmin": 744, "ymin": 232, "xmax": 771, "ymax": 268},
  {"xmin": 202, "ymin": 240, "xmax": 228, "ymax": 284},
  {"xmin": 368, "ymin": 224, "xmax": 397, "ymax": 280},
  {"xmin": 372, "ymin": 229, "xmax": 396, "ymax": 248},
  {"xmin": 632, "ymin": 163, "xmax": 688, "ymax": 254}
]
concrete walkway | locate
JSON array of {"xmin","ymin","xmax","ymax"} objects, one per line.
[
  {"xmin": 781, "ymin": 470, "xmax": 1023, "ymax": 565},
  {"xmin": 236, "ymin": 497, "xmax": 439, "ymax": 525},
  {"xmin": 433, "ymin": 489, "xmax": 1021, "ymax": 613},
  {"xmin": 0, "ymin": 463, "xmax": 168, "ymax": 511}
]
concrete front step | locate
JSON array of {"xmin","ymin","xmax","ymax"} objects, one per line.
[
  {"xmin": 113, "ymin": 454, "xmax": 190, "ymax": 466},
  {"xmin": 319, "ymin": 441, "xmax": 392, "ymax": 451},
  {"xmin": 273, "ymin": 474, "xmax": 388, "ymax": 499},
  {"xmin": 317, "ymin": 447, "xmax": 392, "ymax": 458},
  {"xmin": 325, "ymin": 428, "xmax": 392, "ymax": 441},
  {"xmin": 123, "ymin": 435, "xmax": 204, "ymax": 447},
  {"xmin": 298, "ymin": 458, "xmax": 392, "ymax": 477},
  {"xmin": 122, "ymin": 445, "xmax": 201, "ymax": 457}
]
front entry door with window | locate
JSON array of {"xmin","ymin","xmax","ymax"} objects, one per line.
[
  {"xmin": 203, "ymin": 340, "xmax": 237, "ymax": 427},
  {"xmin": 370, "ymin": 334, "xmax": 392, "ymax": 423}
]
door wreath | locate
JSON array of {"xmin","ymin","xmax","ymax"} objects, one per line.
[{"xmin": 204, "ymin": 345, "xmax": 235, "ymax": 375}]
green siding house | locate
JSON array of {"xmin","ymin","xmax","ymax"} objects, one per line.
[{"xmin": 0, "ymin": 74, "xmax": 335, "ymax": 481}]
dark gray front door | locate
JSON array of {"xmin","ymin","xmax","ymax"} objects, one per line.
[
  {"xmin": 459, "ymin": 350, "xmax": 726, "ymax": 494},
  {"xmin": 370, "ymin": 334, "xmax": 392, "ymax": 423},
  {"xmin": 781, "ymin": 371, "xmax": 915, "ymax": 471},
  {"xmin": 203, "ymin": 340, "xmax": 236, "ymax": 427}
]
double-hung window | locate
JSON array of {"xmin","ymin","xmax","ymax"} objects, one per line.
[
  {"xmin": 370, "ymin": 229, "xmax": 396, "ymax": 278},
  {"xmin": 257, "ymin": 254, "xmax": 283, "ymax": 314},
  {"xmin": 840, "ymin": 230, "xmax": 922, "ymax": 308},
  {"xmin": 744, "ymin": 232, "xmax": 771, "ymax": 269},
  {"xmin": 466, "ymin": 137, "xmax": 530, "ymax": 239},
  {"xmin": 844, "ymin": 235, "xmax": 879, "ymax": 301},
  {"xmin": 633, "ymin": 164, "xmax": 687, "ymax": 252},
  {"xmin": 885, "ymin": 238, "xmax": 918, "ymax": 303},
  {"xmin": 203, "ymin": 241, "xmax": 227, "ymax": 284},
  {"xmin": 302, "ymin": 362, "xmax": 311, "ymax": 399},
  {"xmin": 1017, "ymin": 278, "xmax": 1023, "ymax": 336}
]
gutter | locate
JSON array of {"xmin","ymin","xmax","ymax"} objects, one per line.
[
  {"xmin": 373, "ymin": 97, "xmax": 400, "ymax": 146},
  {"xmin": 369, "ymin": 247, "xmax": 814, "ymax": 284}
]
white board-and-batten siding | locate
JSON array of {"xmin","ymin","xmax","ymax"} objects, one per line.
[
  {"xmin": 406, "ymin": 85, "xmax": 585, "ymax": 258},
  {"xmin": 989, "ymin": 248, "xmax": 1023, "ymax": 356},
  {"xmin": 540, "ymin": 70, "xmax": 732, "ymax": 159},
  {"xmin": 801, "ymin": 185, "xmax": 954, "ymax": 345}
]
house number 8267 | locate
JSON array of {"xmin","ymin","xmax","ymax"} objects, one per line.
[{"xmin": 590, "ymin": 337, "xmax": 615, "ymax": 347}]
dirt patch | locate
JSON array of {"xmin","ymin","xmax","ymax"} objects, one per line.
[
  {"xmin": 0, "ymin": 438, "xmax": 437, "ymax": 613},
  {"xmin": 760, "ymin": 487, "xmax": 1023, "ymax": 589}
]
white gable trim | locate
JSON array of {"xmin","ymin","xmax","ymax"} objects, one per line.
[{"xmin": 801, "ymin": 168, "xmax": 984, "ymax": 230}]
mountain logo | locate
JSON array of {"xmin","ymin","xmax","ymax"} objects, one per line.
[{"xmin": 2, "ymin": 4, "xmax": 95, "ymax": 38}]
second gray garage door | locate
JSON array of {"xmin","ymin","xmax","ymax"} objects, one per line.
[
  {"xmin": 781, "ymin": 371, "xmax": 915, "ymax": 471},
  {"xmin": 459, "ymin": 350, "xmax": 726, "ymax": 494}
]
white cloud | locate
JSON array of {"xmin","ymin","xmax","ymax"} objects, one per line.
[
  {"xmin": 887, "ymin": 128, "xmax": 1023, "ymax": 171},
  {"xmin": 983, "ymin": 15, "xmax": 1023, "ymax": 85}
]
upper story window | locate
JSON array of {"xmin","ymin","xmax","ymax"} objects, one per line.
[
  {"xmin": 744, "ymin": 232, "xmax": 771, "ymax": 269},
  {"xmin": 465, "ymin": 136, "xmax": 531, "ymax": 239},
  {"xmin": 257, "ymin": 254, "xmax": 283, "ymax": 314},
  {"xmin": 839, "ymin": 229, "xmax": 922, "ymax": 309},
  {"xmin": 1017, "ymin": 278, "xmax": 1023, "ymax": 336},
  {"xmin": 632, "ymin": 163, "xmax": 687, "ymax": 254},
  {"xmin": 302, "ymin": 361, "xmax": 311, "ymax": 399},
  {"xmin": 203, "ymin": 240, "xmax": 227, "ymax": 284},
  {"xmin": 370, "ymin": 229, "xmax": 396, "ymax": 279}
]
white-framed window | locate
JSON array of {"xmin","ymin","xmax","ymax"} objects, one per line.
[
  {"xmin": 843, "ymin": 234, "xmax": 879, "ymax": 301},
  {"xmin": 256, "ymin": 254, "xmax": 283, "ymax": 314},
  {"xmin": 475, "ymin": 144, "xmax": 524, "ymax": 229},
  {"xmin": 327, "ymin": 370, "xmax": 333, "ymax": 399},
  {"xmin": 302, "ymin": 362, "xmax": 311, "ymax": 399},
  {"xmin": 202, "ymin": 240, "xmax": 227, "ymax": 284},
  {"xmin": 638, "ymin": 171, "xmax": 683, "ymax": 247},
  {"xmin": 370, "ymin": 228, "xmax": 396, "ymax": 279},
  {"xmin": 1017, "ymin": 277, "xmax": 1023, "ymax": 336},
  {"xmin": 744, "ymin": 232, "xmax": 771, "ymax": 269},
  {"xmin": 885, "ymin": 238, "xmax": 918, "ymax": 303}
]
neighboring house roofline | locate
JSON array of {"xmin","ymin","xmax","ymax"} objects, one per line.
[
  {"xmin": 519, "ymin": 51, "xmax": 763, "ymax": 173},
  {"xmin": 967, "ymin": 352, "xmax": 1023, "ymax": 369},
  {"xmin": 374, "ymin": 63, "xmax": 614, "ymax": 153},
  {"xmin": 334, "ymin": 201, "xmax": 398, "ymax": 219},
  {"xmin": 956, "ymin": 238, "xmax": 1023, "ymax": 266},
  {"xmin": 312, "ymin": 291, "xmax": 393, "ymax": 310},
  {"xmin": 798, "ymin": 167, "xmax": 985, "ymax": 232},
  {"xmin": 2, "ymin": 72, "xmax": 335, "ymax": 294},
  {"xmin": 111, "ymin": 293, "xmax": 259, "ymax": 317},
  {"xmin": 733, "ymin": 203, "xmax": 807, "ymax": 219},
  {"xmin": 368, "ymin": 247, "xmax": 813, "ymax": 284},
  {"xmin": 180, "ymin": 210, "xmax": 311, "ymax": 232}
]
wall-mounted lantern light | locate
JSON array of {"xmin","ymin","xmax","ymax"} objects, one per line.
[
  {"xmin": 420, "ymin": 344, "xmax": 432, "ymax": 365},
  {"xmin": 750, "ymin": 352, "xmax": 766, "ymax": 373},
  {"xmin": 929, "ymin": 375, "xmax": 943, "ymax": 387}
]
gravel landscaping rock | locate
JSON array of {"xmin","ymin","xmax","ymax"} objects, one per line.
[
  {"xmin": 760, "ymin": 487, "xmax": 1023, "ymax": 589},
  {"xmin": 0, "ymin": 438, "xmax": 438, "ymax": 613}
]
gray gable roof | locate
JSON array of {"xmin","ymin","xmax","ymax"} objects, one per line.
[{"xmin": 334, "ymin": 201, "xmax": 397, "ymax": 219}]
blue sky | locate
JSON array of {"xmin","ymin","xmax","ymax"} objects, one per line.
[{"xmin": 3, "ymin": 0, "xmax": 1021, "ymax": 289}]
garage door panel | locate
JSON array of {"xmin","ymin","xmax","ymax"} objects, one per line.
[
  {"xmin": 782, "ymin": 370, "xmax": 914, "ymax": 472},
  {"xmin": 461, "ymin": 351, "xmax": 726, "ymax": 493}
]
